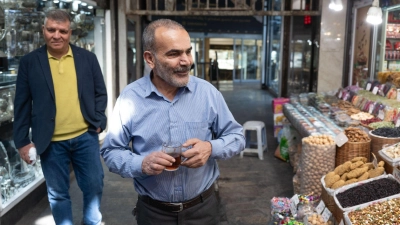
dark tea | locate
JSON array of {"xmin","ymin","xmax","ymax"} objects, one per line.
[{"xmin": 165, "ymin": 153, "xmax": 181, "ymax": 171}]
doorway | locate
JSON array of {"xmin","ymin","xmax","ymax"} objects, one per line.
[{"xmin": 190, "ymin": 34, "xmax": 263, "ymax": 84}]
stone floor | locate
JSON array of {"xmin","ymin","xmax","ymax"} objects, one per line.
[{"xmin": 15, "ymin": 82, "xmax": 294, "ymax": 225}]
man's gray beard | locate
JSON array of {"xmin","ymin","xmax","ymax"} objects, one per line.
[{"xmin": 154, "ymin": 62, "xmax": 189, "ymax": 87}]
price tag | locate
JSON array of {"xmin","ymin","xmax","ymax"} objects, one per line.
[
  {"xmin": 322, "ymin": 207, "xmax": 332, "ymax": 222},
  {"xmin": 396, "ymin": 117, "xmax": 400, "ymax": 127},
  {"xmin": 335, "ymin": 132, "xmax": 349, "ymax": 147},
  {"xmin": 339, "ymin": 219, "xmax": 344, "ymax": 225},
  {"xmin": 315, "ymin": 200, "xmax": 325, "ymax": 214},
  {"xmin": 338, "ymin": 90, "xmax": 343, "ymax": 98},
  {"xmin": 378, "ymin": 110, "xmax": 385, "ymax": 120},
  {"xmin": 343, "ymin": 93, "xmax": 349, "ymax": 100},
  {"xmin": 397, "ymin": 89, "xmax": 400, "ymax": 101},
  {"xmin": 289, "ymin": 194, "xmax": 299, "ymax": 215},
  {"xmin": 369, "ymin": 103, "xmax": 375, "ymax": 114},
  {"xmin": 366, "ymin": 83, "xmax": 371, "ymax": 91},
  {"xmin": 372, "ymin": 86, "xmax": 379, "ymax": 95}
]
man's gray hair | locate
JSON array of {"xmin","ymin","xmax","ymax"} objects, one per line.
[
  {"xmin": 142, "ymin": 19, "xmax": 185, "ymax": 53},
  {"xmin": 44, "ymin": 9, "xmax": 71, "ymax": 27}
]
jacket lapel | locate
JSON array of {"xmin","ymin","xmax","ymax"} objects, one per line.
[
  {"xmin": 38, "ymin": 45, "xmax": 55, "ymax": 100},
  {"xmin": 71, "ymin": 45, "xmax": 83, "ymax": 99}
]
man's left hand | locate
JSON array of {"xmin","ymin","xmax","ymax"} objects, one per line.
[{"xmin": 181, "ymin": 138, "xmax": 212, "ymax": 168}]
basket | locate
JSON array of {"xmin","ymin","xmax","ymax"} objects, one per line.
[
  {"xmin": 335, "ymin": 140, "xmax": 371, "ymax": 166},
  {"xmin": 333, "ymin": 202, "xmax": 344, "ymax": 224},
  {"xmin": 369, "ymin": 131, "xmax": 400, "ymax": 173},
  {"xmin": 321, "ymin": 185, "xmax": 335, "ymax": 214}
]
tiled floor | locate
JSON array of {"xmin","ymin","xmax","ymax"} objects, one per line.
[{"xmin": 15, "ymin": 82, "xmax": 294, "ymax": 225}]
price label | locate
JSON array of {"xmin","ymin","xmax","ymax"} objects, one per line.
[
  {"xmin": 338, "ymin": 90, "xmax": 343, "ymax": 98},
  {"xmin": 396, "ymin": 117, "xmax": 400, "ymax": 127},
  {"xmin": 343, "ymin": 93, "xmax": 349, "ymax": 100},
  {"xmin": 397, "ymin": 89, "xmax": 400, "ymax": 101},
  {"xmin": 366, "ymin": 83, "xmax": 372, "ymax": 91},
  {"xmin": 322, "ymin": 207, "xmax": 332, "ymax": 222},
  {"xmin": 372, "ymin": 86, "xmax": 379, "ymax": 95},
  {"xmin": 315, "ymin": 200, "xmax": 325, "ymax": 214},
  {"xmin": 378, "ymin": 110, "xmax": 385, "ymax": 120},
  {"xmin": 335, "ymin": 132, "xmax": 349, "ymax": 147},
  {"xmin": 369, "ymin": 103, "xmax": 375, "ymax": 114},
  {"xmin": 289, "ymin": 194, "xmax": 299, "ymax": 215}
]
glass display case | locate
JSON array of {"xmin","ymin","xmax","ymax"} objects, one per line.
[{"xmin": 379, "ymin": 7, "xmax": 400, "ymax": 72}]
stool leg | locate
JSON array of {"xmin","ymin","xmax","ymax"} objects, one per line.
[
  {"xmin": 257, "ymin": 127, "xmax": 263, "ymax": 160},
  {"xmin": 245, "ymin": 130, "xmax": 251, "ymax": 148},
  {"xmin": 262, "ymin": 127, "xmax": 267, "ymax": 152}
]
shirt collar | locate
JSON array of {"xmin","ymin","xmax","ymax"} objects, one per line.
[
  {"xmin": 144, "ymin": 71, "xmax": 193, "ymax": 98},
  {"xmin": 47, "ymin": 46, "xmax": 73, "ymax": 59}
]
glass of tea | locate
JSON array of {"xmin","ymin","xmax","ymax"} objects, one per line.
[{"xmin": 162, "ymin": 142, "xmax": 182, "ymax": 171}]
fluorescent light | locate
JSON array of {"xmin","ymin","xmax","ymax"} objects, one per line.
[
  {"xmin": 366, "ymin": 0, "xmax": 382, "ymax": 25},
  {"xmin": 81, "ymin": 2, "xmax": 87, "ymax": 6},
  {"xmin": 88, "ymin": 6, "xmax": 93, "ymax": 9},
  {"xmin": 328, "ymin": 0, "xmax": 343, "ymax": 11}
]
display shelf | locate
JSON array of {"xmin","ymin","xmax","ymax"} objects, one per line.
[
  {"xmin": 0, "ymin": 173, "xmax": 44, "ymax": 216},
  {"xmin": 282, "ymin": 103, "xmax": 343, "ymax": 138}
]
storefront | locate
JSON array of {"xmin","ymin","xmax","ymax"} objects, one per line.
[
  {"xmin": 0, "ymin": 0, "xmax": 109, "ymax": 222},
  {"xmin": 348, "ymin": 0, "xmax": 400, "ymax": 87}
]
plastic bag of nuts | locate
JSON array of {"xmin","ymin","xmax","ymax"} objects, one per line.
[{"xmin": 300, "ymin": 135, "xmax": 336, "ymax": 196}]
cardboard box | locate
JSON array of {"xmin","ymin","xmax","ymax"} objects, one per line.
[
  {"xmin": 274, "ymin": 113, "xmax": 285, "ymax": 126},
  {"xmin": 274, "ymin": 125, "xmax": 283, "ymax": 138},
  {"xmin": 272, "ymin": 98, "xmax": 289, "ymax": 114}
]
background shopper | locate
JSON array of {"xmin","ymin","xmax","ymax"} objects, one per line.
[{"xmin": 13, "ymin": 9, "xmax": 107, "ymax": 225}]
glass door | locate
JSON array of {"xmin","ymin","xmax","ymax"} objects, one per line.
[
  {"xmin": 266, "ymin": 15, "xmax": 283, "ymax": 95},
  {"xmin": 232, "ymin": 39, "xmax": 262, "ymax": 82}
]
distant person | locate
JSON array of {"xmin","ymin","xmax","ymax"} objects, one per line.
[
  {"xmin": 13, "ymin": 9, "xmax": 107, "ymax": 225},
  {"xmin": 100, "ymin": 19, "xmax": 245, "ymax": 225}
]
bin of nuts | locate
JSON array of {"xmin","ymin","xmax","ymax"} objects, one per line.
[
  {"xmin": 335, "ymin": 127, "xmax": 371, "ymax": 166},
  {"xmin": 343, "ymin": 189, "xmax": 400, "ymax": 225},
  {"xmin": 333, "ymin": 174, "xmax": 400, "ymax": 224},
  {"xmin": 300, "ymin": 135, "xmax": 336, "ymax": 196}
]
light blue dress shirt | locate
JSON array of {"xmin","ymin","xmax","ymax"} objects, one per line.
[{"xmin": 101, "ymin": 74, "xmax": 245, "ymax": 202}]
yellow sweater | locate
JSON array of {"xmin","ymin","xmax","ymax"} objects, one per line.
[{"xmin": 48, "ymin": 48, "xmax": 88, "ymax": 141}]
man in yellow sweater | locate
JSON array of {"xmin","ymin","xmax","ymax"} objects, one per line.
[{"xmin": 13, "ymin": 9, "xmax": 107, "ymax": 225}]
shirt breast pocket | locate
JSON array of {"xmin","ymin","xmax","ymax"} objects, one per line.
[{"xmin": 185, "ymin": 122, "xmax": 209, "ymax": 141}]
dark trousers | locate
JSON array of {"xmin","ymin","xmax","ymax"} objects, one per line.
[{"xmin": 135, "ymin": 192, "xmax": 219, "ymax": 225}]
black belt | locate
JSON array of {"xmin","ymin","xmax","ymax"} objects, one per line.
[{"xmin": 138, "ymin": 185, "xmax": 215, "ymax": 212}]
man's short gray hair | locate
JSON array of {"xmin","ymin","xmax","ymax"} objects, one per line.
[
  {"xmin": 44, "ymin": 9, "xmax": 71, "ymax": 27},
  {"xmin": 142, "ymin": 19, "xmax": 185, "ymax": 53}
]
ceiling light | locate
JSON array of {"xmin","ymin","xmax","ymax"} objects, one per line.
[
  {"xmin": 366, "ymin": 0, "xmax": 382, "ymax": 25},
  {"xmin": 81, "ymin": 2, "xmax": 87, "ymax": 6},
  {"xmin": 329, "ymin": 0, "xmax": 343, "ymax": 11},
  {"xmin": 88, "ymin": 5, "xmax": 93, "ymax": 9}
]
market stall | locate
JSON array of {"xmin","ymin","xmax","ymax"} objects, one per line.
[{"xmin": 271, "ymin": 82, "xmax": 400, "ymax": 224}]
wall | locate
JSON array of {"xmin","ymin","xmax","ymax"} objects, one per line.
[{"xmin": 317, "ymin": 0, "xmax": 348, "ymax": 92}]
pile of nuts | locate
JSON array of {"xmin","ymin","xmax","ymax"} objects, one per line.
[
  {"xmin": 347, "ymin": 198, "xmax": 400, "ymax": 225},
  {"xmin": 344, "ymin": 127, "xmax": 370, "ymax": 142},
  {"xmin": 350, "ymin": 112, "xmax": 374, "ymax": 121},
  {"xmin": 300, "ymin": 135, "xmax": 336, "ymax": 196},
  {"xmin": 307, "ymin": 213, "xmax": 333, "ymax": 225},
  {"xmin": 382, "ymin": 143, "xmax": 400, "ymax": 159},
  {"xmin": 324, "ymin": 157, "xmax": 385, "ymax": 190}
]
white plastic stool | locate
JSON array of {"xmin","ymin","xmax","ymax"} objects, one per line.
[{"xmin": 240, "ymin": 121, "xmax": 267, "ymax": 160}]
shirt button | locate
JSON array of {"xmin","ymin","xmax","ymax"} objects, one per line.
[{"xmin": 51, "ymin": 118, "xmax": 55, "ymax": 121}]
